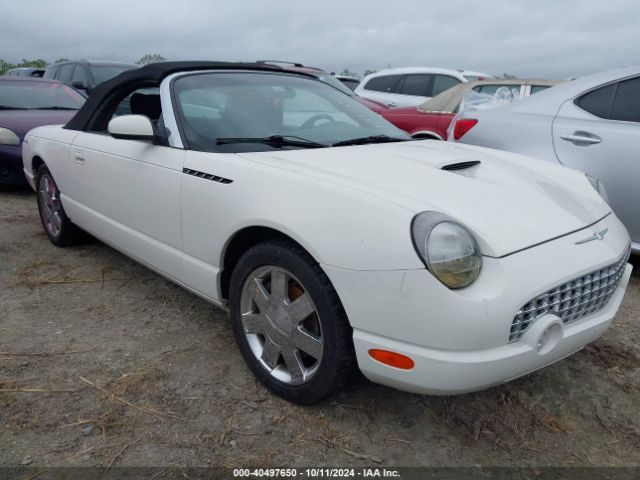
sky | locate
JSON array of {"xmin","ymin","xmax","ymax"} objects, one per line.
[{"xmin": 1, "ymin": 0, "xmax": 639, "ymax": 79}]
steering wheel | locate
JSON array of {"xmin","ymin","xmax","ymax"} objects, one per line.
[{"xmin": 301, "ymin": 113, "xmax": 336, "ymax": 130}]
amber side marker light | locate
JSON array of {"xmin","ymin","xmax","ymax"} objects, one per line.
[{"xmin": 368, "ymin": 349, "xmax": 415, "ymax": 370}]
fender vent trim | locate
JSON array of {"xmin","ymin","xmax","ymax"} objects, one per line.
[
  {"xmin": 183, "ymin": 168, "xmax": 233, "ymax": 184},
  {"xmin": 441, "ymin": 160, "xmax": 481, "ymax": 171}
]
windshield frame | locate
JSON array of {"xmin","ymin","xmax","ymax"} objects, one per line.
[
  {"xmin": 310, "ymin": 72, "xmax": 355, "ymax": 96},
  {"xmin": 169, "ymin": 70, "xmax": 408, "ymax": 153}
]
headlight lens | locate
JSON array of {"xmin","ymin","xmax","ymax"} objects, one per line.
[
  {"xmin": 0, "ymin": 127, "xmax": 20, "ymax": 146},
  {"xmin": 412, "ymin": 212, "xmax": 482, "ymax": 289},
  {"xmin": 586, "ymin": 173, "xmax": 609, "ymax": 204}
]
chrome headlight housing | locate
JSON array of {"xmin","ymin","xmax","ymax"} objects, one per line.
[
  {"xmin": 0, "ymin": 127, "xmax": 20, "ymax": 146},
  {"xmin": 586, "ymin": 173, "xmax": 609, "ymax": 204},
  {"xmin": 411, "ymin": 212, "xmax": 482, "ymax": 289}
]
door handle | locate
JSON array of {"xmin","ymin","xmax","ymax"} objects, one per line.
[
  {"xmin": 560, "ymin": 132, "xmax": 602, "ymax": 145},
  {"xmin": 387, "ymin": 102, "xmax": 397, "ymax": 107},
  {"xmin": 73, "ymin": 149, "xmax": 86, "ymax": 165}
]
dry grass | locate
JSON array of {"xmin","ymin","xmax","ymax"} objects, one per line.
[
  {"xmin": 432, "ymin": 389, "xmax": 569, "ymax": 451},
  {"xmin": 582, "ymin": 340, "xmax": 639, "ymax": 371}
]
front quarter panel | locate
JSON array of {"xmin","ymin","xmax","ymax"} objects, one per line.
[{"xmin": 180, "ymin": 150, "xmax": 424, "ymax": 300}]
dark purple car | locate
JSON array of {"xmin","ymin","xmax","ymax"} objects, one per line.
[{"xmin": 0, "ymin": 77, "xmax": 85, "ymax": 185}]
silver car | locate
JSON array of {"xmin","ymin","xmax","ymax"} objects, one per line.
[{"xmin": 450, "ymin": 66, "xmax": 640, "ymax": 253}]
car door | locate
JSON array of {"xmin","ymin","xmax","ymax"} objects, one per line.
[
  {"xmin": 552, "ymin": 76, "xmax": 640, "ymax": 245},
  {"xmin": 358, "ymin": 74, "xmax": 403, "ymax": 107},
  {"xmin": 386, "ymin": 74, "xmax": 432, "ymax": 108},
  {"xmin": 66, "ymin": 90, "xmax": 185, "ymax": 279},
  {"xmin": 70, "ymin": 65, "xmax": 90, "ymax": 94},
  {"xmin": 431, "ymin": 74, "xmax": 463, "ymax": 98},
  {"xmin": 43, "ymin": 65, "xmax": 59, "ymax": 80},
  {"xmin": 57, "ymin": 64, "xmax": 75, "ymax": 86}
]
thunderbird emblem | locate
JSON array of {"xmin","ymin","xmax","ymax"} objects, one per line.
[{"xmin": 575, "ymin": 228, "xmax": 608, "ymax": 245}]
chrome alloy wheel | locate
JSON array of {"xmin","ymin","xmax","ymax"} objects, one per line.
[
  {"xmin": 38, "ymin": 173, "xmax": 62, "ymax": 238},
  {"xmin": 240, "ymin": 266, "xmax": 323, "ymax": 385}
]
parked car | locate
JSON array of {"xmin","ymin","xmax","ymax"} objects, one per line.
[
  {"xmin": 23, "ymin": 62, "xmax": 631, "ymax": 404},
  {"xmin": 381, "ymin": 79, "xmax": 559, "ymax": 140},
  {"xmin": 258, "ymin": 60, "xmax": 387, "ymax": 113},
  {"xmin": 333, "ymin": 74, "xmax": 360, "ymax": 91},
  {"xmin": 450, "ymin": 65, "xmax": 640, "ymax": 254},
  {"xmin": 5, "ymin": 67, "xmax": 45, "ymax": 78},
  {"xmin": 355, "ymin": 67, "xmax": 493, "ymax": 108},
  {"xmin": 0, "ymin": 77, "xmax": 84, "ymax": 185},
  {"xmin": 43, "ymin": 60, "xmax": 138, "ymax": 95}
]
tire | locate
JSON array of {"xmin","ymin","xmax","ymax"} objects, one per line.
[
  {"xmin": 35, "ymin": 165, "xmax": 86, "ymax": 247},
  {"xmin": 229, "ymin": 239, "xmax": 356, "ymax": 404}
]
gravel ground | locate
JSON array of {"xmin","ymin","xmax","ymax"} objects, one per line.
[{"xmin": 1, "ymin": 186, "xmax": 639, "ymax": 469}]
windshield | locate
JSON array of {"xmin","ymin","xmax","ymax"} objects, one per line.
[
  {"xmin": 0, "ymin": 81, "xmax": 85, "ymax": 109},
  {"xmin": 90, "ymin": 65, "xmax": 136, "ymax": 85},
  {"xmin": 173, "ymin": 72, "xmax": 408, "ymax": 153}
]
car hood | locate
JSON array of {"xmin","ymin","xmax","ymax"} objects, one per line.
[
  {"xmin": 0, "ymin": 110, "xmax": 78, "ymax": 139},
  {"xmin": 239, "ymin": 141, "xmax": 610, "ymax": 258}
]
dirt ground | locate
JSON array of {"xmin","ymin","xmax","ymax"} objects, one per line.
[{"xmin": 1, "ymin": 186, "xmax": 640, "ymax": 469}]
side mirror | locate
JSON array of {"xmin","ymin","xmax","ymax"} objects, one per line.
[
  {"xmin": 71, "ymin": 81, "xmax": 89, "ymax": 91},
  {"xmin": 108, "ymin": 115, "xmax": 158, "ymax": 142}
]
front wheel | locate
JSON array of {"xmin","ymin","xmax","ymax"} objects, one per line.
[
  {"xmin": 35, "ymin": 165, "xmax": 86, "ymax": 247},
  {"xmin": 228, "ymin": 239, "xmax": 356, "ymax": 404}
]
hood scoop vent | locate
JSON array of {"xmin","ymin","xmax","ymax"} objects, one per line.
[{"xmin": 441, "ymin": 160, "xmax": 481, "ymax": 171}]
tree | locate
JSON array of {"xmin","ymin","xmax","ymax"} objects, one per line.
[
  {"xmin": 54, "ymin": 58, "xmax": 70, "ymax": 64},
  {"xmin": 136, "ymin": 54, "xmax": 167, "ymax": 65},
  {"xmin": 0, "ymin": 59, "xmax": 13, "ymax": 75},
  {"xmin": 0, "ymin": 58, "xmax": 48, "ymax": 75},
  {"xmin": 17, "ymin": 58, "xmax": 47, "ymax": 68}
]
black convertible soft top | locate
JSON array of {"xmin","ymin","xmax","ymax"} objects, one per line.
[{"xmin": 64, "ymin": 61, "xmax": 296, "ymax": 131}]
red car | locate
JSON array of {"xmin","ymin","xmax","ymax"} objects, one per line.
[
  {"xmin": 257, "ymin": 61, "xmax": 388, "ymax": 113},
  {"xmin": 380, "ymin": 79, "xmax": 558, "ymax": 140}
]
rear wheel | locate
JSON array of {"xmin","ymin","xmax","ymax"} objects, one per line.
[
  {"xmin": 36, "ymin": 165, "xmax": 86, "ymax": 247},
  {"xmin": 229, "ymin": 239, "xmax": 356, "ymax": 404}
]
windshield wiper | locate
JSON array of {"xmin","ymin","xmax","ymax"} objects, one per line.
[
  {"xmin": 32, "ymin": 106, "xmax": 79, "ymax": 110},
  {"xmin": 216, "ymin": 135, "xmax": 326, "ymax": 149},
  {"xmin": 0, "ymin": 106, "xmax": 79, "ymax": 111},
  {"xmin": 332, "ymin": 135, "xmax": 410, "ymax": 147}
]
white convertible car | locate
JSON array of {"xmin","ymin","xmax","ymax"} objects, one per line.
[{"xmin": 22, "ymin": 62, "xmax": 632, "ymax": 404}]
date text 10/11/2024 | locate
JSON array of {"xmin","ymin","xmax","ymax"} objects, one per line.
[{"xmin": 233, "ymin": 468, "xmax": 401, "ymax": 478}]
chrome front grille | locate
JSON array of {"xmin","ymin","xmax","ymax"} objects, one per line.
[{"xmin": 509, "ymin": 246, "xmax": 630, "ymax": 343}]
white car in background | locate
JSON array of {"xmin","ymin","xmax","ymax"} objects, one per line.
[
  {"xmin": 355, "ymin": 67, "xmax": 493, "ymax": 108},
  {"xmin": 450, "ymin": 65, "xmax": 640, "ymax": 253},
  {"xmin": 22, "ymin": 62, "xmax": 631, "ymax": 404}
]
